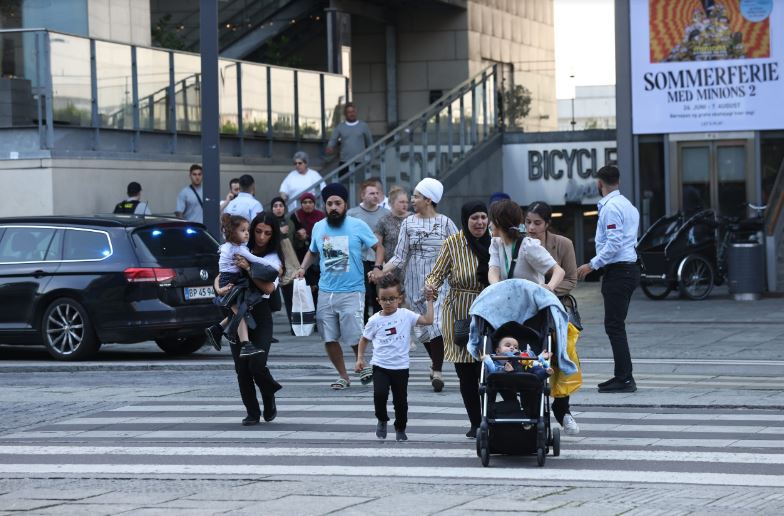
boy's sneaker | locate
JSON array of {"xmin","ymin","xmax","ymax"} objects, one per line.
[
  {"xmin": 395, "ymin": 430, "xmax": 408, "ymax": 441},
  {"xmin": 562, "ymin": 414, "xmax": 580, "ymax": 435},
  {"xmin": 376, "ymin": 420, "xmax": 387, "ymax": 439},
  {"xmin": 431, "ymin": 371, "xmax": 444, "ymax": 392},
  {"xmin": 239, "ymin": 341, "xmax": 265, "ymax": 357},
  {"xmin": 204, "ymin": 325, "xmax": 223, "ymax": 351}
]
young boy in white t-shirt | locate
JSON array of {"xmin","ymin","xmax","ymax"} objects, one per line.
[{"xmin": 356, "ymin": 276, "xmax": 434, "ymax": 441}]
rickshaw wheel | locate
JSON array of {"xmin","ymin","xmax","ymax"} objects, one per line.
[
  {"xmin": 641, "ymin": 282, "xmax": 672, "ymax": 300},
  {"xmin": 678, "ymin": 255, "xmax": 714, "ymax": 300}
]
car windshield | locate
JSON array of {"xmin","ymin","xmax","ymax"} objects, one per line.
[{"xmin": 133, "ymin": 226, "xmax": 218, "ymax": 267}]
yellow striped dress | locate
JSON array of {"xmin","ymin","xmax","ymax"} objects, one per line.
[{"xmin": 425, "ymin": 231, "xmax": 483, "ymax": 364}]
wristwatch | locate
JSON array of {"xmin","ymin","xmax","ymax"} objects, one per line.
[{"xmin": 374, "ymin": 265, "xmax": 383, "ymax": 271}]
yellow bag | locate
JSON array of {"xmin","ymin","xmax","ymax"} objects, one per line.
[{"xmin": 551, "ymin": 322, "xmax": 582, "ymax": 398}]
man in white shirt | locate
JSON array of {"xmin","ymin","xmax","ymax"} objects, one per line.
[
  {"xmin": 219, "ymin": 177, "xmax": 241, "ymax": 213},
  {"xmin": 175, "ymin": 164, "xmax": 204, "ymax": 223},
  {"xmin": 224, "ymin": 174, "xmax": 263, "ymax": 222},
  {"xmin": 278, "ymin": 151, "xmax": 325, "ymax": 211},
  {"xmin": 577, "ymin": 165, "xmax": 640, "ymax": 394}
]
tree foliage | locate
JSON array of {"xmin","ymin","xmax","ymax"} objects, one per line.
[{"xmin": 503, "ymin": 84, "xmax": 532, "ymax": 129}]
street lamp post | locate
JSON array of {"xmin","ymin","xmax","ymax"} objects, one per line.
[
  {"xmin": 570, "ymin": 74, "xmax": 576, "ymax": 131},
  {"xmin": 200, "ymin": 0, "xmax": 221, "ymax": 238}
]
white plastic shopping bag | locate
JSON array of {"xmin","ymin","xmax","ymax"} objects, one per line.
[{"xmin": 291, "ymin": 278, "xmax": 316, "ymax": 337}]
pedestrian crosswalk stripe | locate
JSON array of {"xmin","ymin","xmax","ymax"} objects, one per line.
[{"xmin": 0, "ymin": 463, "xmax": 781, "ymax": 488}]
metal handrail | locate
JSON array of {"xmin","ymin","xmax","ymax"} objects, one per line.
[{"xmin": 288, "ymin": 64, "xmax": 499, "ymax": 207}]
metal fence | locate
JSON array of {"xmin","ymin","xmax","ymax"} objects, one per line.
[
  {"xmin": 0, "ymin": 29, "xmax": 348, "ymax": 152},
  {"xmin": 289, "ymin": 65, "xmax": 500, "ymax": 207}
]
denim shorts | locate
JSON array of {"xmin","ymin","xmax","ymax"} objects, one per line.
[{"xmin": 316, "ymin": 290, "xmax": 365, "ymax": 346}]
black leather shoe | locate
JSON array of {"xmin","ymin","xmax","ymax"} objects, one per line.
[
  {"xmin": 395, "ymin": 430, "xmax": 408, "ymax": 441},
  {"xmin": 271, "ymin": 337, "xmax": 279, "ymax": 343},
  {"xmin": 205, "ymin": 325, "xmax": 223, "ymax": 351},
  {"xmin": 465, "ymin": 426, "xmax": 478, "ymax": 439},
  {"xmin": 598, "ymin": 376, "xmax": 637, "ymax": 393},
  {"xmin": 262, "ymin": 397, "xmax": 277, "ymax": 422},
  {"xmin": 242, "ymin": 416, "xmax": 260, "ymax": 426},
  {"xmin": 597, "ymin": 377, "xmax": 617, "ymax": 388}
]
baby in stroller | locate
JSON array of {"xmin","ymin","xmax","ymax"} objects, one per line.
[{"xmin": 481, "ymin": 322, "xmax": 553, "ymax": 381}]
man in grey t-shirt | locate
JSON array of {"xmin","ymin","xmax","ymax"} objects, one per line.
[
  {"xmin": 175, "ymin": 164, "xmax": 204, "ymax": 223},
  {"xmin": 326, "ymin": 102, "xmax": 373, "ymax": 176},
  {"xmin": 347, "ymin": 179, "xmax": 389, "ymax": 323}
]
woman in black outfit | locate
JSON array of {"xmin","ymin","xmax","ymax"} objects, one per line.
[{"xmin": 214, "ymin": 212, "xmax": 285, "ymax": 425}]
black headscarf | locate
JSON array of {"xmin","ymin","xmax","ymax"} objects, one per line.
[{"xmin": 461, "ymin": 200, "xmax": 491, "ymax": 287}]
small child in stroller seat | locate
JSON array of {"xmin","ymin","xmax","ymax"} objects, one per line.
[{"xmin": 481, "ymin": 323, "xmax": 553, "ymax": 381}]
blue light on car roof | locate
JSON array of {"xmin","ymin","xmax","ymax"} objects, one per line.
[
  {"xmin": 186, "ymin": 228, "xmax": 196, "ymax": 235},
  {"xmin": 102, "ymin": 249, "xmax": 111, "ymax": 256},
  {"xmin": 151, "ymin": 230, "xmax": 162, "ymax": 237}
]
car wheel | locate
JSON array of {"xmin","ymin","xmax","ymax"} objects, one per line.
[
  {"xmin": 155, "ymin": 335, "xmax": 207, "ymax": 355},
  {"xmin": 42, "ymin": 298, "xmax": 99, "ymax": 361}
]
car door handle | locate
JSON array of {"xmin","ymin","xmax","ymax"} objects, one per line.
[{"xmin": 32, "ymin": 270, "xmax": 46, "ymax": 278}]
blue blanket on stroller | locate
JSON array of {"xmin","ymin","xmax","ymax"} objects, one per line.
[{"xmin": 468, "ymin": 279, "xmax": 578, "ymax": 376}]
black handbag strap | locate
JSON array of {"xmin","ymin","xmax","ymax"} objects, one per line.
[
  {"xmin": 189, "ymin": 185, "xmax": 204, "ymax": 207},
  {"xmin": 507, "ymin": 237, "xmax": 523, "ymax": 278}
]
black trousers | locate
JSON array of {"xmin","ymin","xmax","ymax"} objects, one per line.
[
  {"xmin": 373, "ymin": 365, "xmax": 409, "ymax": 431},
  {"xmin": 454, "ymin": 362, "xmax": 482, "ymax": 428},
  {"xmin": 229, "ymin": 300, "xmax": 281, "ymax": 419},
  {"xmin": 362, "ymin": 261, "xmax": 381, "ymax": 324},
  {"xmin": 552, "ymin": 396, "xmax": 570, "ymax": 425},
  {"xmin": 601, "ymin": 263, "xmax": 641, "ymax": 379}
]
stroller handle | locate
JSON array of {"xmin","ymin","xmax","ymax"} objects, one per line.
[{"xmin": 487, "ymin": 355, "xmax": 540, "ymax": 361}]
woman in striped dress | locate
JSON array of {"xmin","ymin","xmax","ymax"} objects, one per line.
[
  {"xmin": 425, "ymin": 201, "xmax": 491, "ymax": 438},
  {"xmin": 373, "ymin": 178, "xmax": 457, "ymax": 392}
]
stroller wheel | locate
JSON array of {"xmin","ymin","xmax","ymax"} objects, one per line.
[
  {"xmin": 552, "ymin": 427, "xmax": 561, "ymax": 457},
  {"xmin": 537, "ymin": 447, "xmax": 546, "ymax": 467},
  {"xmin": 478, "ymin": 428, "xmax": 490, "ymax": 467}
]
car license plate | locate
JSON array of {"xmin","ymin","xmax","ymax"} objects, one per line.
[{"xmin": 184, "ymin": 286, "xmax": 214, "ymax": 300}]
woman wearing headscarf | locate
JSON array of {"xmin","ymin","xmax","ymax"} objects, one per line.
[
  {"xmin": 424, "ymin": 201, "xmax": 491, "ymax": 438},
  {"xmin": 372, "ymin": 178, "xmax": 457, "ymax": 392},
  {"xmin": 270, "ymin": 196, "xmax": 302, "ymax": 335},
  {"xmin": 290, "ymin": 192, "xmax": 325, "ymax": 293}
]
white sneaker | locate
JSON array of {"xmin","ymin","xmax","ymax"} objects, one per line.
[{"xmin": 562, "ymin": 414, "xmax": 580, "ymax": 435}]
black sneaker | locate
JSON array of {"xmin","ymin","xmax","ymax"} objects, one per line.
[
  {"xmin": 239, "ymin": 341, "xmax": 265, "ymax": 357},
  {"xmin": 271, "ymin": 337, "xmax": 279, "ymax": 343},
  {"xmin": 465, "ymin": 426, "xmax": 478, "ymax": 439},
  {"xmin": 204, "ymin": 325, "xmax": 223, "ymax": 351},
  {"xmin": 242, "ymin": 416, "xmax": 259, "ymax": 426},
  {"xmin": 598, "ymin": 376, "xmax": 637, "ymax": 393},
  {"xmin": 396, "ymin": 430, "xmax": 408, "ymax": 441},
  {"xmin": 262, "ymin": 395, "xmax": 277, "ymax": 422},
  {"xmin": 597, "ymin": 377, "xmax": 617, "ymax": 388},
  {"xmin": 376, "ymin": 420, "xmax": 388, "ymax": 439}
]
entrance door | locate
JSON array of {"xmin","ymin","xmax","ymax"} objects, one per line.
[{"xmin": 678, "ymin": 140, "xmax": 752, "ymax": 219}]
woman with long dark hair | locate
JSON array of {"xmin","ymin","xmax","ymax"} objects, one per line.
[
  {"xmin": 424, "ymin": 201, "xmax": 491, "ymax": 438},
  {"xmin": 214, "ymin": 212, "xmax": 284, "ymax": 425}
]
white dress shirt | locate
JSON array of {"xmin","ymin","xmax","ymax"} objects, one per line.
[
  {"xmin": 224, "ymin": 192, "xmax": 263, "ymax": 222},
  {"xmin": 590, "ymin": 190, "xmax": 640, "ymax": 270}
]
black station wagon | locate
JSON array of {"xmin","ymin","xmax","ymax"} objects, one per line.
[{"xmin": 0, "ymin": 215, "xmax": 221, "ymax": 360}]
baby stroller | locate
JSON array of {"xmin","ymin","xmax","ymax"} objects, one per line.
[{"xmin": 467, "ymin": 279, "xmax": 577, "ymax": 467}]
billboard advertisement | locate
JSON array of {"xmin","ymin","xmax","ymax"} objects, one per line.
[
  {"xmin": 631, "ymin": 0, "xmax": 784, "ymax": 134},
  {"xmin": 503, "ymin": 141, "xmax": 617, "ymax": 206}
]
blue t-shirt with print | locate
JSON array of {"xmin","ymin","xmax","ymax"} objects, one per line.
[{"xmin": 309, "ymin": 216, "xmax": 378, "ymax": 292}]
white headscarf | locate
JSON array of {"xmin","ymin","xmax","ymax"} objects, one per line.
[{"xmin": 415, "ymin": 178, "xmax": 444, "ymax": 204}]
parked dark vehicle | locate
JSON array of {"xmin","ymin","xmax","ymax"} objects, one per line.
[
  {"xmin": 0, "ymin": 215, "xmax": 221, "ymax": 360},
  {"xmin": 638, "ymin": 208, "xmax": 764, "ymax": 300}
]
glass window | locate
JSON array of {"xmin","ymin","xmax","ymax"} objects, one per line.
[
  {"xmin": 638, "ymin": 140, "xmax": 666, "ymax": 229},
  {"xmin": 297, "ymin": 71, "xmax": 321, "ymax": 139},
  {"xmin": 761, "ymin": 134, "xmax": 784, "ymax": 206},
  {"xmin": 132, "ymin": 226, "xmax": 218, "ymax": 267},
  {"xmin": 717, "ymin": 145, "xmax": 747, "ymax": 219},
  {"xmin": 136, "ymin": 47, "xmax": 170, "ymax": 131},
  {"xmin": 241, "ymin": 63, "xmax": 268, "ymax": 136},
  {"xmin": 45, "ymin": 229, "xmax": 63, "ymax": 261},
  {"xmin": 63, "ymin": 229, "xmax": 112, "ymax": 261},
  {"xmin": 0, "ymin": 227, "xmax": 57, "ymax": 263},
  {"xmin": 681, "ymin": 146, "xmax": 711, "ymax": 215},
  {"xmin": 219, "ymin": 59, "xmax": 239, "ymax": 134},
  {"xmin": 0, "ymin": 0, "xmax": 88, "ymax": 35},
  {"xmin": 50, "ymin": 34, "xmax": 91, "ymax": 127},
  {"xmin": 270, "ymin": 67, "xmax": 294, "ymax": 138},
  {"xmin": 174, "ymin": 53, "xmax": 201, "ymax": 133},
  {"xmin": 0, "ymin": 31, "xmax": 40, "ymax": 128},
  {"xmin": 323, "ymin": 74, "xmax": 346, "ymax": 135},
  {"xmin": 95, "ymin": 41, "xmax": 132, "ymax": 130}
]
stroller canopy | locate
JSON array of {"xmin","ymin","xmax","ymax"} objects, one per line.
[{"xmin": 468, "ymin": 279, "xmax": 577, "ymax": 376}]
